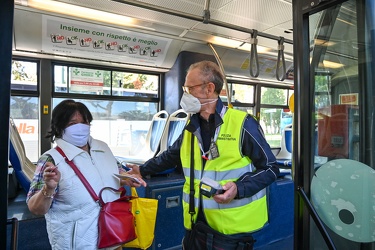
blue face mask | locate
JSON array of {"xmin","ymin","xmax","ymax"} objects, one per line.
[{"xmin": 62, "ymin": 123, "xmax": 90, "ymax": 147}]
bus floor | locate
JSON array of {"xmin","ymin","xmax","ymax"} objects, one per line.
[{"xmin": 7, "ymin": 188, "xmax": 51, "ymax": 250}]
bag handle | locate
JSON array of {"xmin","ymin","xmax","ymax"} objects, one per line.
[
  {"xmin": 131, "ymin": 187, "xmax": 139, "ymax": 197},
  {"xmin": 98, "ymin": 186, "xmax": 127, "ymax": 205},
  {"xmin": 55, "ymin": 146, "xmax": 100, "ymax": 204}
]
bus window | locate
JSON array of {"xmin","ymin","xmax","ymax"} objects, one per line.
[
  {"xmin": 260, "ymin": 87, "xmax": 293, "ymax": 148},
  {"xmin": 52, "ymin": 98, "xmax": 157, "ymax": 157},
  {"xmin": 10, "ymin": 60, "xmax": 39, "ymax": 162},
  {"xmin": 280, "ymin": 110, "xmax": 293, "ymax": 132},
  {"xmin": 112, "ymin": 71, "xmax": 159, "ymax": 98},
  {"xmin": 11, "ymin": 60, "xmax": 38, "ymax": 92}
]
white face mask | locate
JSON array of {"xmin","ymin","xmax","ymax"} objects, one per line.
[
  {"xmin": 180, "ymin": 93, "xmax": 217, "ymax": 114},
  {"xmin": 180, "ymin": 93, "xmax": 201, "ymax": 114},
  {"xmin": 62, "ymin": 123, "xmax": 90, "ymax": 147}
]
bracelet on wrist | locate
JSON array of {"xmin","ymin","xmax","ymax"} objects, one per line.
[{"xmin": 41, "ymin": 185, "xmax": 56, "ymax": 199}]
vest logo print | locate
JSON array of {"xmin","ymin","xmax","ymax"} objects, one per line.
[{"xmin": 218, "ymin": 133, "xmax": 236, "ymax": 141}]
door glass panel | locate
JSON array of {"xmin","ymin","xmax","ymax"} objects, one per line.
[{"xmin": 309, "ymin": 0, "xmax": 375, "ymax": 249}]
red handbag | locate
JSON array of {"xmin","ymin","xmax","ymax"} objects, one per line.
[
  {"xmin": 97, "ymin": 187, "xmax": 137, "ymax": 248},
  {"xmin": 56, "ymin": 147, "xmax": 137, "ymax": 249}
]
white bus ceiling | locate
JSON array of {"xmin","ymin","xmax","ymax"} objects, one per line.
[{"xmin": 13, "ymin": 0, "xmax": 295, "ymax": 84}]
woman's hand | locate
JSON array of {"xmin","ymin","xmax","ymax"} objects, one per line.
[
  {"xmin": 43, "ymin": 162, "xmax": 61, "ymax": 189},
  {"xmin": 28, "ymin": 162, "xmax": 61, "ymax": 215}
]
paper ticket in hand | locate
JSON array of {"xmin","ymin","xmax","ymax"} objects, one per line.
[{"xmin": 114, "ymin": 173, "xmax": 141, "ymax": 183}]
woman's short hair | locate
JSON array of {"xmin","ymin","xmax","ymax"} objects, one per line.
[
  {"xmin": 188, "ymin": 60, "xmax": 224, "ymax": 94},
  {"xmin": 46, "ymin": 99, "xmax": 93, "ymax": 141}
]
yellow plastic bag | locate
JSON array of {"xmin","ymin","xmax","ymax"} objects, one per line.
[{"xmin": 123, "ymin": 187, "xmax": 158, "ymax": 249}]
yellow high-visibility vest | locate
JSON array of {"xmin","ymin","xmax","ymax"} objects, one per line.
[{"xmin": 181, "ymin": 108, "xmax": 268, "ymax": 234}]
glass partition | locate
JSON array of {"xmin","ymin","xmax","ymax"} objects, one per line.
[{"xmin": 308, "ymin": 0, "xmax": 374, "ymax": 248}]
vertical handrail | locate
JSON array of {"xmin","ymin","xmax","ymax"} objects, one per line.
[
  {"xmin": 207, "ymin": 43, "xmax": 232, "ymax": 108},
  {"xmin": 7, "ymin": 218, "xmax": 19, "ymax": 250}
]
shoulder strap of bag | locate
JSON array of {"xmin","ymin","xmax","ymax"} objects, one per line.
[
  {"xmin": 55, "ymin": 146, "xmax": 100, "ymax": 203},
  {"xmin": 189, "ymin": 134, "xmax": 195, "ymax": 227}
]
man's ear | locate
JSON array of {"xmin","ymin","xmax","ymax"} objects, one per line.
[{"xmin": 207, "ymin": 82, "xmax": 216, "ymax": 96}]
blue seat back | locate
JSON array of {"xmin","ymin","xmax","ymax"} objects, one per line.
[{"xmin": 8, "ymin": 118, "xmax": 35, "ymax": 192}]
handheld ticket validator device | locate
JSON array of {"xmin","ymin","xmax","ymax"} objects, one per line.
[{"xmin": 200, "ymin": 177, "xmax": 224, "ymax": 198}]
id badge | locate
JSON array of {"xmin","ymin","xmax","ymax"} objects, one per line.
[{"xmin": 209, "ymin": 139, "xmax": 220, "ymax": 159}]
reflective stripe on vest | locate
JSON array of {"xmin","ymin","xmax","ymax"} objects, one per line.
[{"xmin": 181, "ymin": 108, "xmax": 268, "ymax": 234}]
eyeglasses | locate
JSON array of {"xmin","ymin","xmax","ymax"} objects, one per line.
[{"xmin": 182, "ymin": 82, "xmax": 207, "ymax": 94}]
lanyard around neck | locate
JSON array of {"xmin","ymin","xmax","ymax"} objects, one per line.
[{"xmin": 199, "ymin": 106, "xmax": 226, "ymax": 160}]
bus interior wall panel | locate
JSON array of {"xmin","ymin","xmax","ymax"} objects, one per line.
[
  {"xmin": 123, "ymin": 174, "xmax": 186, "ymax": 250},
  {"xmin": 164, "ymin": 51, "xmax": 216, "ymax": 114},
  {"xmin": 13, "ymin": 9, "xmax": 43, "ymax": 55},
  {"xmin": 253, "ymin": 178, "xmax": 294, "ymax": 250},
  {"xmin": 40, "ymin": 59, "xmax": 53, "ymax": 155}
]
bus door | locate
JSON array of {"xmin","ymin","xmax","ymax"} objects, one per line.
[{"xmin": 294, "ymin": 0, "xmax": 375, "ymax": 249}]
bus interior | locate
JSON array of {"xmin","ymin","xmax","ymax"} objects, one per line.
[{"xmin": 2, "ymin": 0, "xmax": 375, "ymax": 249}]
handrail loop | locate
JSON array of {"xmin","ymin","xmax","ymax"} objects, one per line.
[
  {"xmin": 202, "ymin": 0, "xmax": 211, "ymax": 24},
  {"xmin": 276, "ymin": 36, "xmax": 286, "ymax": 81},
  {"xmin": 249, "ymin": 30, "xmax": 260, "ymax": 78}
]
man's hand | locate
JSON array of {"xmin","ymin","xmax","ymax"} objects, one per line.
[
  {"xmin": 213, "ymin": 181, "xmax": 237, "ymax": 204},
  {"xmin": 120, "ymin": 173, "xmax": 147, "ymax": 187},
  {"xmin": 126, "ymin": 163, "xmax": 141, "ymax": 175},
  {"xmin": 121, "ymin": 163, "xmax": 146, "ymax": 187}
]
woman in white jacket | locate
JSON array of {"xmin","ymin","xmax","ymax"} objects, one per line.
[{"xmin": 27, "ymin": 99, "xmax": 146, "ymax": 250}]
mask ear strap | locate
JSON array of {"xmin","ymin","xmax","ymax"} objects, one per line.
[{"xmin": 200, "ymin": 99, "xmax": 217, "ymax": 106}]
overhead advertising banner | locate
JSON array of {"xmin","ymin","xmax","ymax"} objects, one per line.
[{"xmin": 42, "ymin": 16, "xmax": 172, "ymax": 66}]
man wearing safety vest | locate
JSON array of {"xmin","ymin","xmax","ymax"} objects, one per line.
[{"xmin": 128, "ymin": 60, "xmax": 280, "ymax": 250}]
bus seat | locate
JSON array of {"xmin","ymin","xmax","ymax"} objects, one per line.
[
  {"xmin": 119, "ymin": 110, "xmax": 169, "ymax": 165},
  {"xmin": 8, "ymin": 118, "xmax": 35, "ymax": 192},
  {"xmin": 156, "ymin": 109, "xmax": 189, "ymax": 174},
  {"xmin": 276, "ymin": 124, "xmax": 292, "ymax": 160},
  {"xmin": 7, "ymin": 217, "xmax": 51, "ymax": 250},
  {"xmin": 158, "ymin": 109, "xmax": 189, "ymax": 155}
]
